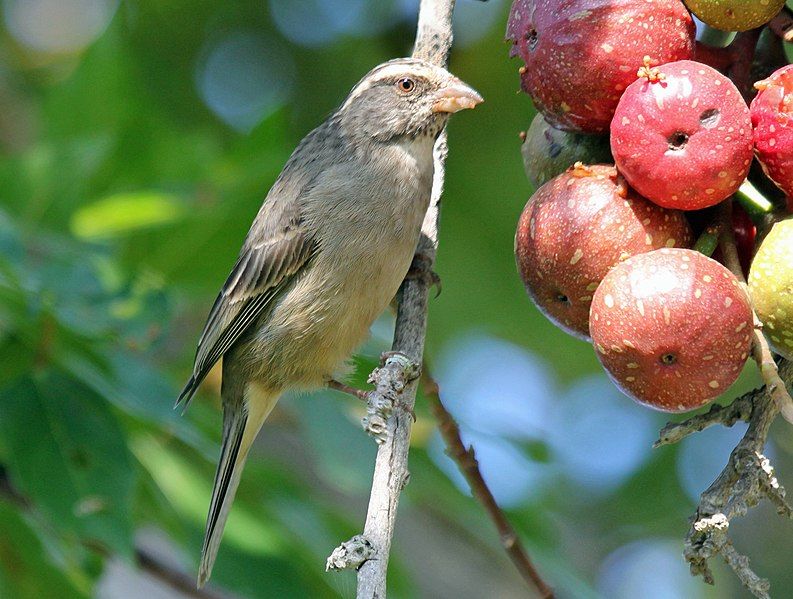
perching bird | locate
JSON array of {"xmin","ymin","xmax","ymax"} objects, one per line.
[{"xmin": 177, "ymin": 57, "xmax": 481, "ymax": 586}]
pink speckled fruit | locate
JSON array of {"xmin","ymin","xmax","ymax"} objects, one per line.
[
  {"xmin": 515, "ymin": 164, "xmax": 693, "ymax": 340},
  {"xmin": 589, "ymin": 248, "xmax": 753, "ymax": 412},
  {"xmin": 751, "ymin": 64, "xmax": 793, "ymax": 212},
  {"xmin": 506, "ymin": 0, "xmax": 695, "ymax": 133},
  {"xmin": 611, "ymin": 59, "xmax": 753, "ymax": 210}
]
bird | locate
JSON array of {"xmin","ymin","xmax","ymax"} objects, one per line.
[{"xmin": 176, "ymin": 56, "xmax": 482, "ymax": 587}]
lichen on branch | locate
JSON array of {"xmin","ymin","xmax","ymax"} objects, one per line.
[{"xmin": 656, "ymin": 201, "xmax": 793, "ymax": 598}]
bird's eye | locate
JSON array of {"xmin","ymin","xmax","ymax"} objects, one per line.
[{"xmin": 396, "ymin": 77, "xmax": 415, "ymax": 93}]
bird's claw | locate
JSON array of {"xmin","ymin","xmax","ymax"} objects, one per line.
[
  {"xmin": 401, "ymin": 402, "xmax": 417, "ymax": 422},
  {"xmin": 406, "ymin": 252, "xmax": 441, "ymax": 297},
  {"xmin": 361, "ymin": 352, "xmax": 421, "ymax": 441}
]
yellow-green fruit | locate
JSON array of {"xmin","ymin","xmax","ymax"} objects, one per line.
[
  {"xmin": 749, "ymin": 219, "xmax": 793, "ymax": 360},
  {"xmin": 684, "ymin": 0, "xmax": 784, "ymax": 31}
]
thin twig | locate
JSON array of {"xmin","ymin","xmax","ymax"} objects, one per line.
[
  {"xmin": 326, "ymin": 1, "xmax": 461, "ymax": 596},
  {"xmin": 654, "ymin": 385, "xmax": 759, "ymax": 447},
  {"xmin": 421, "ymin": 367, "xmax": 555, "ymax": 599},
  {"xmin": 0, "ymin": 469, "xmax": 222, "ymax": 599},
  {"xmin": 681, "ymin": 362, "xmax": 792, "ymax": 598},
  {"xmin": 137, "ymin": 547, "xmax": 228, "ymax": 599}
]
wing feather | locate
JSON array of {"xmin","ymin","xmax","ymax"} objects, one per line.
[
  {"xmin": 177, "ymin": 197, "xmax": 315, "ymax": 408},
  {"xmin": 177, "ymin": 118, "xmax": 344, "ymax": 408}
]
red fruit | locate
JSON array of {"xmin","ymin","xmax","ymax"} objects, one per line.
[
  {"xmin": 751, "ymin": 65, "xmax": 793, "ymax": 212},
  {"xmin": 515, "ymin": 164, "xmax": 693, "ymax": 339},
  {"xmin": 507, "ymin": 0, "xmax": 695, "ymax": 133},
  {"xmin": 589, "ymin": 248, "xmax": 753, "ymax": 412},
  {"xmin": 611, "ymin": 59, "xmax": 753, "ymax": 210}
]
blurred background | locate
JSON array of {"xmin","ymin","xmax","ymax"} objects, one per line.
[{"xmin": 0, "ymin": 0, "xmax": 790, "ymax": 597}]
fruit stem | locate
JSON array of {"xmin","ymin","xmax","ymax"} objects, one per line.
[
  {"xmin": 696, "ymin": 22, "xmax": 737, "ymax": 49},
  {"xmin": 693, "ymin": 226, "xmax": 720, "ymax": 257},
  {"xmin": 769, "ymin": 7, "xmax": 793, "ymax": 43},
  {"xmin": 736, "ymin": 180, "xmax": 775, "ymax": 217},
  {"xmin": 717, "ymin": 200, "xmax": 793, "ymax": 424}
]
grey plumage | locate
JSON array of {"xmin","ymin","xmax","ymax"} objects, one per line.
[{"xmin": 178, "ymin": 57, "xmax": 481, "ymax": 587}]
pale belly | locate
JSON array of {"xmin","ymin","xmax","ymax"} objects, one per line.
[
  {"xmin": 240, "ymin": 200, "xmax": 426, "ymax": 391},
  {"xmin": 241, "ymin": 236, "xmax": 416, "ymax": 390}
]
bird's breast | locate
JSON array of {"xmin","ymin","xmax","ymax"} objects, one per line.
[{"xmin": 246, "ymin": 135, "xmax": 437, "ymax": 389}]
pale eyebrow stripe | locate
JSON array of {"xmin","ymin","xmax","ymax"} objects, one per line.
[{"xmin": 341, "ymin": 61, "xmax": 430, "ymax": 109}]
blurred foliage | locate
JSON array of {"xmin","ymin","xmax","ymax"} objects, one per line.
[{"xmin": 0, "ymin": 1, "xmax": 791, "ymax": 598}]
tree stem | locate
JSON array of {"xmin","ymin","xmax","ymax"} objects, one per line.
[{"xmin": 326, "ymin": 1, "xmax": 461, "ymax": 597}]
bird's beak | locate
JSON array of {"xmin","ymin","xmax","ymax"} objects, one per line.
[{"xmin": 432, "ymin": 80, "xmax": 483, "ymax": 113}]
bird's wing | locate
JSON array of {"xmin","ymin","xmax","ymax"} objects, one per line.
[{"xmin": 177, "ymin": 193, "xmax": 315, "ymax": 408}]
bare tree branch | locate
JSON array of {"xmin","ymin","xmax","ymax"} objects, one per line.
[
  {"xmin": 657, "ymin": 200, "xmax": 793, "ymax": 597},
  {"xmin": 681, "ymin": 361, "xmax": 792, "ymax": 598},
  {"xmin": 769, "ymin": 7, "xmax": 793, "ymax": 43},
  {"xmin": 654, "ymin": 386, "xmax": 758, "ymax": 448},
  {"xmin": 326, "ymin": 1, "xmax": 461, "ymax": 597},
  {"xmin": 136, "ymin": 547, "xmax": 228, "ymax": 599},
  {"xmin": 421, "ymin": 367, "xmax": 555, "ymax": 598}
]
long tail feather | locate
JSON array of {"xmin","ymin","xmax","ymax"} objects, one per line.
[
  {"xmin": 197, "ymin": 384, "xmax": 279, "ymax": 588},
  {"xmin": 175, "ymin": 374, "xmax": 200, "ymax": 410},
  {"xmin": 198, "ymin": 405, "xmax": 247, "ymax": 588}
]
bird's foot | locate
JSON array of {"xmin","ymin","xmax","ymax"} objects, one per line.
[
  {"xmin": 401, "ymin": 402, "xmax": 417, "ymax": 423},
  {"xmin": 327, "ymin": 379, "xmax": 369, "ymax": 402},
  {"xmin": 406, "ymin": 252, "xmax": 441, "ymax": 296}
]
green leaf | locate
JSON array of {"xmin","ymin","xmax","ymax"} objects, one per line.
[
  {"xmin": 0, "ymin": 372, "xmax": 135, "ymax": 558},
  {"xmin": 520, "ymin": 438, "xmax": 552, "ymax": 464},
  {"xmin": 70, "ymin": 191, "xmax": 184, "ymax": 240},
  {"xmin": 0, "ymin": 500, "xmax": 87, "ymax": 599},
  {"xmin": 131, "ymin": 434, "xmax": 281, "ymax": 556},
  {"xmin": 59, "ymin": 349, "xmax": 213, "ymax": 456}
]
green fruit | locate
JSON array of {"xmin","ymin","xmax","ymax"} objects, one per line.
[
  {"xmin": 521, "ymin": 114, "xmax": 612, "ymax": 189},
  {"xmin": 684, "ymin": 0, "xmax": 785, "ymax": 32},
  {"xmin": 749, "ymin": 219, "xmax": 793, "ymax": 360}
]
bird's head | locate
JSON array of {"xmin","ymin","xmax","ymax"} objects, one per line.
[{"xmin": 338, "ymin": 58, "xmax": 482, "ymax": 142}]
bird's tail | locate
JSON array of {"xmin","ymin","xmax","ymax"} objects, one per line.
[{"xmin": 197, "ymin": 383, "xmax": 279, "ymax": 588}]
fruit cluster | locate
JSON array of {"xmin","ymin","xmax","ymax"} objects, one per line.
[{"xmin": 510, "ymin": 0, "xmax": 793, "ymax": 412}]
